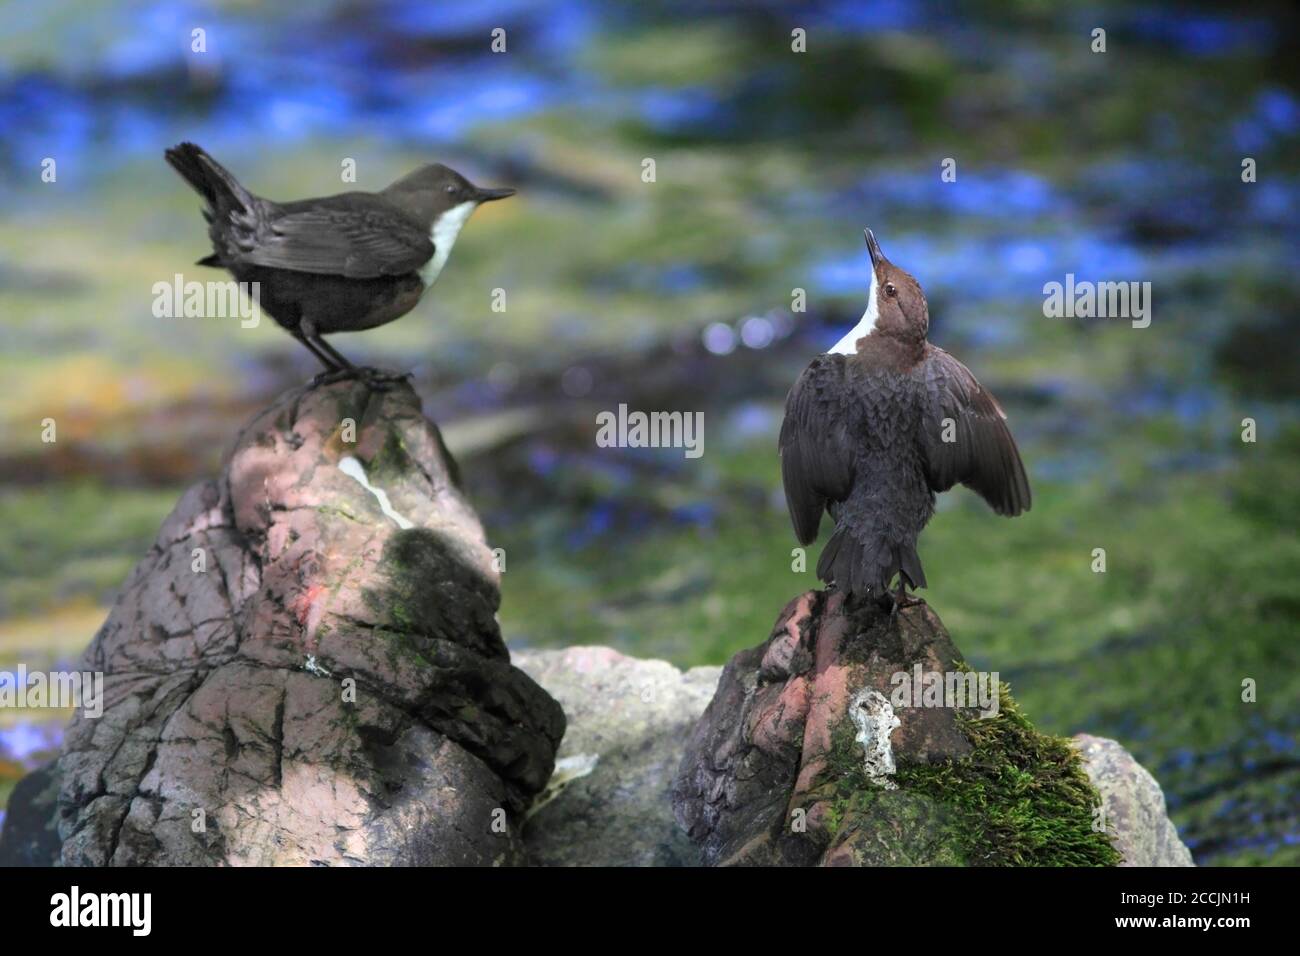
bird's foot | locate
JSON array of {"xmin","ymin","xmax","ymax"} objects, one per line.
[
  {"xmin": 889, "ymin": 586, "xmax": 923, "ymax": 616},
  {"xmin": 308, "ymin": 366, "xmax": 412, "ymax": 392},
  {"xmin": 310, "ymin": 367, "xmax": 357, "ymax": 389},
  {"xmin": 357, "ymin": 367, "xmax": 413, "ymax": 392}
]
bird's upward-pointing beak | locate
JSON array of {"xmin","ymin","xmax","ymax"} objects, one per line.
[
  {"xmin": 864, "ymin": 228, "xmax": 884, "ymax": 267},
  {"xmin": 474, "ymin": 186, "xmax": 516, "ymax": 203}
]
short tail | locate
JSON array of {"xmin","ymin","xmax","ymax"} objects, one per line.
[
  {"xmin": 816, "ymin": 527, "xmax": 927, "ymax": 604},
  {"xmin": 164, "ymin": 142, "xmax": 253, "ymax": 215}
]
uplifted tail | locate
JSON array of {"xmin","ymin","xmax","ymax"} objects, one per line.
[
  {"xmin": 816, "ymin": 526, "xmax": 927, "ymax": 605},
  {"xmin": 164, "ymin": 142, "xmax": 253, "ymax": 216}
]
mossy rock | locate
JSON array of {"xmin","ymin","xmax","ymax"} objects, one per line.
[
  {"xmin": 675, "ymin": 591, "xmax": 1122, "ymax": 866},
  {"xmin": 820, "ymin": 677, "xmax": 1120, "ymax": 867}
]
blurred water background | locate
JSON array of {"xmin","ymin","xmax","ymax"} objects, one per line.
[{"xmin": 0, "ymin": 0, "xmax": 1297, "ymax": 864}]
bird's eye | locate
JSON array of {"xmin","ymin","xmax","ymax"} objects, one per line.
[
  {"xmin": 445, "ymin": 184, "xmax": 457, "ymax": 194},
  {"xmin": 885, "ymin": 283, "xmax": 897, "ymax": 297}
]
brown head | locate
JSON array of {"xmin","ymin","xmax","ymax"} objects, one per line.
[
  {"xmin": 864, "ymin": 228, "xmax": 929, "ymax": 342},
  {"xmin": 827, "ymin": 229, "xmax": 930, "ymax": 355},
  {"xmin": 381, "ymin": 162, "xmax": 515, "ymax": 229}
]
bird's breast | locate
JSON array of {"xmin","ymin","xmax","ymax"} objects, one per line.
[{"xmin": 418, "ymin": 201, "xmax": 478, "ymax": 293}]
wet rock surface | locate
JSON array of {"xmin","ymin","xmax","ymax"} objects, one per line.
[{"xmin": 31, "ymin": 378, "xmax": 565, "ymax": 866}]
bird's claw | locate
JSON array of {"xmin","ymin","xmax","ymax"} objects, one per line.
[
  {"xmin": 358, "ymin": 367, "xmax": 413, "ymax": 392},
  {"xmin": 891, "ymin": 588, "xmax": 922, "ymax": 613},
  {"xmin": 309, "ymin": 366, "xmax": 412, "ymax": 392},
  {"xmin": 310, "ymin": 367, "xmax": 356, "ymax": 388}
]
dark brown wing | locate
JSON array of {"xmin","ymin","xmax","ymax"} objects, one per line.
[
  {"xmin": 779, "ymin": 354, "xmax": 856, "ymax": 545},
  {"xmin": 237, "ymin": 204, "xmax": 434, "ymax": 279},
  {"xmin": 918, "ymin": 345, "xmax": 1031, "ymax": 516}
]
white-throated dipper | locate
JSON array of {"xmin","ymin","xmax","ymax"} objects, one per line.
[
  {"xmin": 164, "ymin": 142, "xmax": 515, "ymax": 379},
  {"xmin": 779, "ymin": 229, "xmax": 1031, "ymax": 609}
]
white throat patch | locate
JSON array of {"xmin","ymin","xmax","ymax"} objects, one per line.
[
  {"xmin": 828, "ymin": 266, "xmax": 879, "ymax": 355},
  {"xmin": 420, "ymin": 200, "xmax": 477, "ymax": 291}
]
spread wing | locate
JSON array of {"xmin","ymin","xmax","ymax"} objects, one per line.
[
  {"xmin": 779, "ymin": 354, "xmax": 856, "ymax": 545},
  {"xmin": 234, "ymin": 203, "xmax": 434, "ymax": 279},
  {"xmin": 918, "ymin": 345, "xmax": 1031, "ymax": 516}
]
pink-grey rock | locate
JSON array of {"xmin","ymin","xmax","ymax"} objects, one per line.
[
  {"xmin": 3, "ymin": 634, "xmax": 1195, "ymax": 867},
  {"xmin": 672, "ymin": 590, "xmax": 975, "ymax": 865},
  {"xmin": 48, "ymin": 378, "xmax": 564, "ymax": 866}
]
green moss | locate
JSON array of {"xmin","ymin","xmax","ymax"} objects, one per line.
[
  {"xmin": 353, "ymin": 528, "xmax": 482, "ymax": 671},
  {"xmin": 822, "ymin": 786, "xmax": 968, "ymax": 866},
  {"xmin": 315, "ymin": 504, "xmax": 361, "ymax": 522},
  {"xmin": 365, "ymin": 529, "xmax": 442, "ymax": 635},
  {"xmin": 364, "ymin": 429, "xmax": 414, "ymax": 487},
  {"xmin": 327, "ymin": 693, "xmax": 362, "ymax": 735},
  {"xmin": 892, "ymin": 682, "xmax": 1120, "ymax": 867},
  {"xmin": 815, "ymin": 670, "xmax": 1118, "ymax": 866}
]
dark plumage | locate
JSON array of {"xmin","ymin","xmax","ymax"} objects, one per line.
[
  {"xmin": 780, "ymin": 230, "xmax": 1031, "ymax": 607},
  {"xmin": 164, "ymin": 141, "xmax": 514, "ymax": 375}
]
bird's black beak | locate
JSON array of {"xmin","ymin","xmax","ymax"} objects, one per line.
[
  {"xmin": 864, "ymin": 228, "xmax": 884, "ymax": 267},
  {"xmin": 474, "ymin": 186, "xmax": 516, "ymax": 203}
]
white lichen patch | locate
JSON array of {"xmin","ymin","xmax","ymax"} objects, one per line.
[
  {"xmin": 850, "ymin": 688, "xmax": 901, "ymax": 790},
  {"xmin": 338, "ymin": 455, "xmax": 414, "ymax": 529},
  {"xmin": 304, "ymin": 654, "xmax": 332, "ymax": 677},
  {"xmin": 526, "ymin": 752, "xmax": 600, "ymax": 819}
]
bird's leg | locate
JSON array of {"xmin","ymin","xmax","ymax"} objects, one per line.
[
  {"xmin": 354, "ymin": 366, "xmax": 413, "ymax": 392},
  {"xmin": 301, "ymin": 320, "xmax": 409, "ymax": 392},
  {"xmin": 312, "ymin": 337, "xmax": 360, "ymax": 374},
  {"xmin": 300, "ymin": 320, "xmax": 375, "ymax": 389},
  {"xmin": 295, "ymin": 332, "xmax": 341, "ymax": 373},
  {"xmin": 296, "ymin": 320, "xmax": 344, "ymax": 373},
  {"xmin": 298, "ymin": 337, "xmax": 356, "ymax": 389},
  {"xmin": 860, "ymin": 582, "xmax": 895, "ymax": 619},
  {"xmin": 300, "ymin": 319, "xmax": 358, "ymax": 373}
]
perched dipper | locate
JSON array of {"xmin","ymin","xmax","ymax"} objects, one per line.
[
  {"xmin": 164, "ymin": 141, "xmax": 515, "ymax": 378},
  {"xmin": 779, "ymin": 229, "xmax": 1031, "ymax": 609}
]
